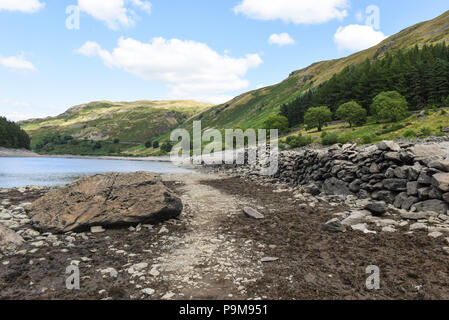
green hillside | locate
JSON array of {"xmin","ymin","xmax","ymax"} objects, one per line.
[
  {"xmin": 19, "ymin": 10, "xmax": 449, "ymax": 156},
  {"xmin": 185, "ymin": 10, "xmax": 449, "ymax": 130},
  {"xmin": 20, "ymin": 100, "xmax": 212, "ymax": 156}
]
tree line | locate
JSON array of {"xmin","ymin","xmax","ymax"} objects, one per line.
[
  {"xmin": 0, "ymin": 117, "xmax": 31, "ymax": 149},
  {"xmin": 281, "ymin": 43, "xmax": 449, "ymax": 126}
]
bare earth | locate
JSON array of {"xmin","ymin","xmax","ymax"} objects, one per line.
[{"xmin": 0, "ymin": 172, "xmax": 448, "ymax": 300}]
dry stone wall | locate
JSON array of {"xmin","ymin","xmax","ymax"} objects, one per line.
[{"xmin": 219, "ymin": 139, "xmax": 449, "ymax": 215}]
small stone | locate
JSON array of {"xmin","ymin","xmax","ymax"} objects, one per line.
[
  {"xmin": 322, "ymin": 219, "xmax": 346, "ymax": 233},
  {"xmin": 128, "ymin": 263, "xmax": 148, "ymax": 274},
  {"xmin": 428, "ymin": 160, "xmax": 449, "ymax": 172},
  {"xmin": 410, "ymin": 223, "xmax": 428, "ymax": 231},
  {"xmin": 70, "ymin": 260, "xmax": 80, "ymax": 266},
  {"xmin": 90, "ymin": 226, "xmax": 105, "ymax": 234},
  {"xmin": 401, "ymin": 212, "xmax": 428, "ymax": 220},
  {"xmin": 364, "ymin": 202, "xmax": 387, "ymax": 216},
  {"xmin": 351, "ymin": 223, "xmax": 368, "ymax": 232},
  {"xmin": 158, "ymin": 226, "xmax": 169, "ymax": 234},
  {"xmin": 342, "ymin": 211, "xmax": 368, "ymax": 226},
  {"xmin": 100, "ymin": 267, "xmax": 118, "ymax": 278},
  {"xmin": 378, "ymin": 141, "xmax": 401, "ymax": 152},
  {"xmin": 376, "ymin": 219, "xmax": 398, "ymax": 227},
  {"xmin": 428, "ymin": 231, "xmax": 443, "ymax": 238},
  {"xmin": 432, "ymin": 173, "xmax": 449, "ymax": 193},
  {"xmin": 243, "ymin": 207, "xmax": 265, "ymax": 219},
  {"xmin": 149, "ymin": 268, "xmax": 160, "ymax": 277},
  {"xmin": 161, "ymin": 292, "xmax": 175, "ymax": 300},
  {"xmin": 260, "ymin": 257, "xmax": 279, "ymax": 263},
  {"xmin": 382, "ymin": 226, "xmax": 397, "ymax": 233},
  {"xmin": 30, "ymin": 241, "xmax": 45, "ymax": 247},
  {"xmin": 141, "ymin": 288, "xmax": 155, "ymax": 296}
]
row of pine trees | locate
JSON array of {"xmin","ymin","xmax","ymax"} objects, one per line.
[
  {"xmin": 281, "ymin": 43, "xmax": 449, "ymax": 126},
  {"xmin": 0, "ymin": 117, "xmax": 31, "ymax": 149}
]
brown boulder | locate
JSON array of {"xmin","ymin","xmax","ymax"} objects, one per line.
[{"xmin": 30, "ymin": 172, "xmax": 183, "ymax": 233}]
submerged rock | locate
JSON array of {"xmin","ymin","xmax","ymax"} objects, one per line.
[{"xmin": 30, "ymin": 172, "xmax": 183, "ymax": 233}]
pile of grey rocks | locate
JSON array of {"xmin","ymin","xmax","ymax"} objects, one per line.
[{"xmin": 220, "ymin": 139, "xmax": 449, "ymax": 215}]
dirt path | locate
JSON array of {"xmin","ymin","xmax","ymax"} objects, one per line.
[{"xmin": 160, "ymin": 173, "xmax": 264, "ymax": 299}]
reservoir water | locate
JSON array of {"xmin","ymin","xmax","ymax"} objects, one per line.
[{"xmin": 0, "ymin": 157, "xmax": 195, "ymax": 188}]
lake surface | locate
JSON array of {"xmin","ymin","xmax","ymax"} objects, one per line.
[{"xmin": 0, "ymin": 157, "xmax": 195, "ymax": 188}]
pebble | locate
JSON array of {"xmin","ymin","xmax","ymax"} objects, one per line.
[
  {"xmin": 260, "ymin": 257, "xmax": 279, "ymax": 263},
  {"xmin": 429, "ymin": 231, "xmax": 443, "ymax": 238},
  {"xmin": 149, "ymin": 268, "xmax": 160, "ymax": 277},
  {"xmin": 141, "ymin": 288, "xmax": 155, "ymax": 296},
  {"xmin": 128, "ymin": 263, "xmax": 148, "ymax": 274},
  {"xmin": 30, "ymin": 241, "xmax": 45, "ymax": 247},
  {"xmin": 90, "ymin": 226, "xmax": 105, "ymax": 234},
  {"xmin": 100, "ymin": 267, "xmax": 118, "ymax": 278},
  {"xmin": 382, "ymin": 226, "xmax": 397, "ymax": 233},
  {"xmin": 158, "ymin": 226, "xmax": 169, "ymax": 234},
  {"xmin": 161, "ymin": 292, "xmax": 175, "ymax": 300},
  {"xmin": 410, "ymin": 223, "xmax": 428, "ymax": 231}
]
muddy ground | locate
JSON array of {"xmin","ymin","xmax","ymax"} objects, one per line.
[{"xmin": 0, "ymin": 173, "xmax": 448, "ymax": 300}]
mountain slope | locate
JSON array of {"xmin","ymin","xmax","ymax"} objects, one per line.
[
  {"xmin": 189, "ymin": 10, "xmax": 449, "ymax": 130},
  {"xmin": 20, "ymin": 100, "xmax": 212, "ymax": 155}
]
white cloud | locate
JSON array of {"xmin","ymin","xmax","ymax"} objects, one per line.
[
  {"xmin": 0, "ymin": 0, "xmax": 45, "ymax": 13},
  {"xmin": 234, "ymin": 0, "xmax": 348, "ymax": 24},
  {"xmin": 78, "ymin": 0, "xmax": 151, "ymax": 30},
  {"xmin": 77, "ymin": 37, "xmax": 262, "ymax": 103},
  {"xmin": 0, "ymin": 54, "xmax": 37, "ymax": 72},
  {"xmin": 0, "ymin": 99, "xmax": 34, "ymax": 121},
  {"xmin": 334, "ymin": 24, "xmax": 387, "ymax": 51},
  {"xmin": 268, "ymin": 33, "xmax": 295, "ymax": 46},
  {"xmin": 130, "ymin": 0, "xmax": 151, "ymax": 14}
]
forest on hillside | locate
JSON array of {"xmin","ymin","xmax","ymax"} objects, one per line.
[
  {"xmin": 0, "ymin": 117, "xmax": 31, "ymax": 149},
  {"xmin": 281, "ymin": 43, "xmax": 449, "ymax": 126}
]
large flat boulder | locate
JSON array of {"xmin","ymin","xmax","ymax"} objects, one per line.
[{"xmin": 30, "ymin": 172, "xmax": 183, "ymax": 233}]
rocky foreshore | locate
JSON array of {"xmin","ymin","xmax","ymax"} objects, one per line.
[
  {"xmin": 1, "ymin": 139, "xmax": 449, "ymax": 299},
  {"xmin": 207, "ymin": 139, "xmax": 449, "ymax": 251}
]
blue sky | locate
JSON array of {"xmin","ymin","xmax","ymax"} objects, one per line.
[{"xmin": 0, "ymin": 0, "xmax": 448, "ymax": 121}]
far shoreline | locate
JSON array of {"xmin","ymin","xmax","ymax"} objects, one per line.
[{"xmin": 0, "ymin": 147, "xmax": 171, "ymax": 162}]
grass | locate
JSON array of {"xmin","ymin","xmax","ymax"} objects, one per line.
[
  {"xmin": 20, "ymin": 100, "xmax": 212, "ymax": 156},
  {"xmin": 281, "ymin": 108, "xmax": 449, "ymax": 147}
]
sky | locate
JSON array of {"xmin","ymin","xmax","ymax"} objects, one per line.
[{"xmin": 0, "ymin": 0, "xmax": 448, "ymax": 121}]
